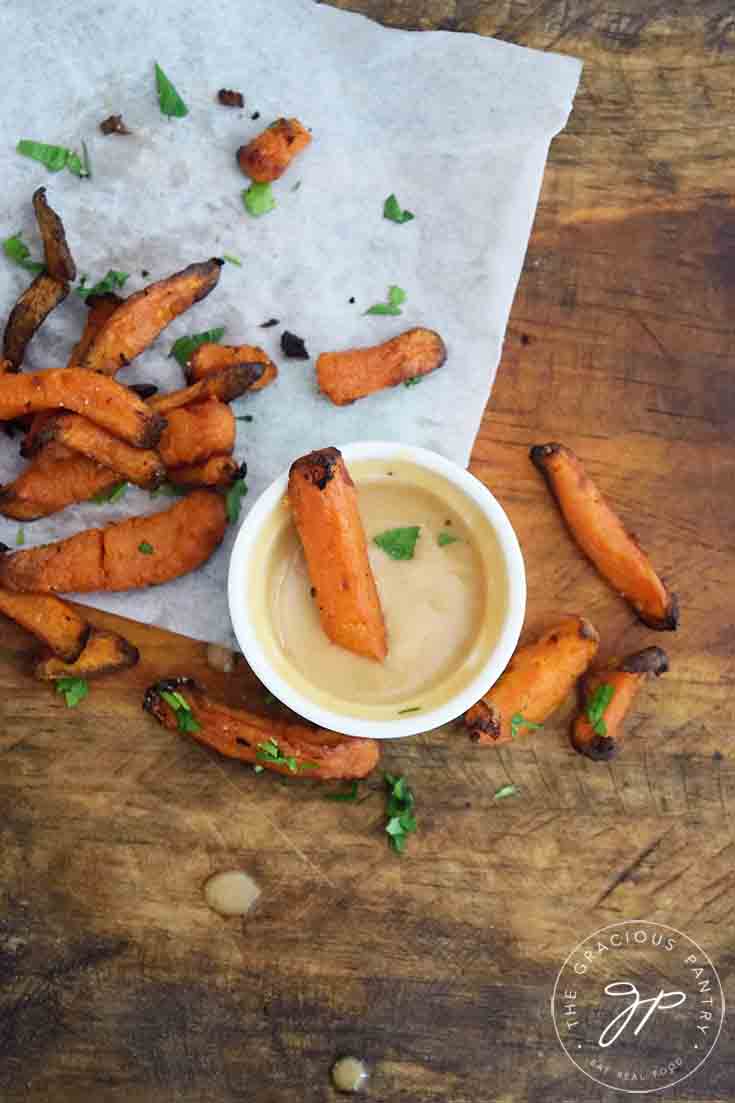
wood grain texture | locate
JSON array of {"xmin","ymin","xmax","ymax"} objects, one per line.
[{"xmin": 2, "ymin": 2, "xmax": 735, "ymax": 1101}]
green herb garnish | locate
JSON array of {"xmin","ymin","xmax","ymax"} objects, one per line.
[
  {"xmin": 17, "ymin": 139, "xmax": 89, "ymax": 177},
  {"xmin": 76, "ymin": 269, "xmax": 129, "ymax": 301},
  {"xmin": 169, "ymin": 326, "xmax": 225, "ymax": 368},
  {"xmin": 235, "ymin": 414, "xmax": 253, "ymax": 422},
  {"xmin": 586, "ymin": 683, "xmax": 615, "ymax": 736},
  {"xmin": 383, "ymin": 194, "xmax": 414, "ymax": 224},
  {"xmin": 225, "ymin": 477, "xmax": 248, "ymax": 524},
  {"xmin": 138, "ymin": 541, "xmax": 154, "ymax": 555},
  {"xmin": 384, "ymin": 773, "xmax": 417, "ymax": 853},
  {"xmin": 2, "ymin": 233, "xmax": 44, "ymax": 274},
  {"xmin": 374, "ymin": 526, "xmax": 420, "ymax": 561},
  {"xmin": 91, "ymin": 481, "xmax": 127, "ymax": 505},
  {"xmin": 160, "ymin": 688, "xmax": 201, "ymax": 733},
  {"xmin": 366, "ymin": 284, "xmax": 407, "ymax": 316},
  {"xmin": 242, "ymin": 182, "xmax": 276, "ymax": 217},
  {"xmin": 15, "ymin": 528, "xmax": 25, "ymax": 547},
  {"xmin": 437, "ymin": 531, "xmax": 459, "ymax": 547},
  {"xmin": 510, "ymin": 713, "xmax": 543, "ymax": 739},
  {"xmin": 493, "ymin": 784, "xmax": 519, "ymax": 801},
  {"xmin": 56, "ymin": 677, "xmax": 89, "ymax": 708},
  {"xmin": 256, "ymin": 738, "xmax": 316, "ymax": 773},
  {"xmin": 222, "ymin": 253, "xmax": 242, "ymax": 266},
  {"xmin": 154, "ymin": 62, "xmax": 189, "ymax": 118},
  {"xmin": 325, "ymin": 781, "xmax": 360, "ymax": 802},
  {"xmin": 398, "ymin": 706, "xmax": 421, "ymax": 715},
  {"xmin": 404, "ymin": 376, "xmax": 422, "ymax": 387}
]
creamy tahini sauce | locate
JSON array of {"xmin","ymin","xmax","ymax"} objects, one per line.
[{"xmin": 271, "ymin": 480, "xmax": 485, "ymax": 705}]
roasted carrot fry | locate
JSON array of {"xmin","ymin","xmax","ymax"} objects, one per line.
[
  {"xmin": 0, "ymin": 589, "xmax": 89, "ymax": 661},
  {"xmin": 0, "ymin": 490, "xmax": 226, "ymax": 593},
  {"xmin": 148, "ymin": 363, "xmax": 264, "ymax": 414},
  {"xmin": 237, "ymin": 118, "xmax": 311, "ymax": 182},
  {"xmin": 168, "ymin": 456, "xmax": 244, "ymax": 489},
  {"xmin": 143, "ymin": 677, "xmax": 379, "ymax": 780},
  {"xmin": 464, "ymin": 616, "xmax": 600, "ymax": 745},
  {"xmin": 32, "ymin": 187, "xmax": 77, "ymax": 283},
  {"xmin": 0, "ymin": 443, "xmax": 118, "ymax": 521},
  {"xmin": 317, "ymin": 328, "xmax": 447, "ymax": 406},
  {"xmin": 31, "ymin": 413, "xmax": 165, "ymax": 489},
  {"xmin": 34, "ymin": 627, "xmax": 140, "ymax": 681},
  {"xmin": 0, "ymin": 368, "xmax": 165, "ymax": 448},
  {"xmin": 288, "ymin": 447, "xmax": 387, "ymax": 662},
  {"xmin": 571, "ymin": 647, "xmax": 669, "ymax": 762},
  {"xmin": 2, "ymin": 273, "xmax": 69, "ymax": 371},
  {"xmin": 158, "ymin": 399, "xmax": 235, "ymax": 468},
  {"xmin": 67, "ymin": 292, "xmax": 123, "ymax": 369},
  {"xmin": 186, "ymin": 343, "xmax": 277, "ymax": 392},
  {"xmin": 530, "ymin": 443, "xmax": 678, "ymax": 630},
  {"xmin": 80, "ymin": 259, "xmax": 223, "ymax": 375}
]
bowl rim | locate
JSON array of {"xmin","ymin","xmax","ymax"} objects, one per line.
[{"xmin": 227, "ymin": 441, "xmax": 526, "ymax": 739}]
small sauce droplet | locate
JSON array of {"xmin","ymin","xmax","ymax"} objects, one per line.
[
  {"xmin": 204, "ymin": 871, "xmax": 260, "ymax": 917},
  {"xmin": 331, "ymin": 1056, "xmax": 369, "ymax": 1093}
]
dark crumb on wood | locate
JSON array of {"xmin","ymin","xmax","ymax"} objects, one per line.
[
  {"xmin": 251, "ymin": 111, "xmax": 260, "ymax": 120},
  {"xmin": 218, "ymin": 89, "xmax": 244, "ymax": 108},
  {"xmin": 260, "ymin": 318, "xmax": 279, "ymax": 329},
  {"xmin": 310, "ymin": 587, "xmax": 316, "ymax": 598},
  {"xmin": 521, "ymin": 333, "xmax": 531, "ymax": 346},
  {"xmin": 386, "ymin": 471, "xmax": 393, "ymax": 476},
  {"xmin": 349, "ymin": 296, "xmax": 355, "ymax": 304},
  {"xmin": 713, "ymin": 750, "xmax": 724, "ymax": 761},
  {"xmin": 445, "ymin": 519, "xmax": 452, "ymax": 525},
  {"xmin": 99, "ymin": 114, "xmax": 130, "ymax": 136},
  {"xmin": 280, "ymin": 331, "xmax": 309, "ymax": 359}
]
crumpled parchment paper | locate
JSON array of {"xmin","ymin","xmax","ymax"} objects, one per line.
[{"xmin": 0, "ymin": 0, "xmax": 581, "ymax": 644}]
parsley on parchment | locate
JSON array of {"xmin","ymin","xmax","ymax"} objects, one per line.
[
  {"xmin": 366, "ymin": 284, "xmax": 406, "ymax": 316},
  {"xmin": 76, "ymin": 269, "xmax": 129, "ymax": 300},
  {"xmin": 2, "ymin": 233, "xmax": 44, "ymax": 274},
  {"xmin": 91, "ymin": 481, "xmax": 128, "ymax": 505},
  {"xmin": 243, "ymin": 182, "xmax": 276, "ymax": 217},
  {"xmin": 383, "ymin": 194, "xmax": 414, "ymax": 224},
  {"xmin": 169, "ymin": 326, "xmax": 225, "ymax": 367},
  {"xmin": 154, "ymin": 63, "xmax": 189, "ymax": 118}
]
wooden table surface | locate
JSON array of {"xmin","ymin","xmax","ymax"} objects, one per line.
[{"xmin": 2, "ymin": 3, "xmax": 734, "ymax": 1101}]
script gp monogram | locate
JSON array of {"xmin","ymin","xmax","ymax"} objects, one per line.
[{"xmin": 598, "ymin": 983, "xmax": 687, "ymax": 1048}]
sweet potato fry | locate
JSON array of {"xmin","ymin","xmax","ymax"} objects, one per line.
[
  {"xmin": 530, "ymin": 443, "xmax": 678, "ymax": 630},
  {"xmin": 0, "ymin": 589, "xmax": 89, "ymax": 661},
  {"xmin": 32, "ymin": 187, "xmax": 76, "ymax": 283},
  {"xmin": 34, "ymin": 627, "xmax": 140, "ymax": 681},
  {"xmin": 167, "ymin": 456, "xmax": 244, "ymax": 489},
  {"xmin": 0, "ymin": 490, "xmax": 226, "ymax": 593},
  {"xmin": 148, "ymin": 363, "xmax": 264, "ymax": 415},
  {"xmin": 464, "ymin": 616, "xmax": 600, "ymax": 745},
  {"xmin": 2, "ymin": 273, "xmax": 69, "ymax": 371},
  {"xmin": 0, "ymin": 443, "xmax": 118, "ymax": 520},
  {"xmin": 158, "ymin": 399, "xmax": 235, "ymax": 468},
  {"xmin": 32, "ymin": 413, "xmax": 165, "ymax": 489},
  {"xmin": 0, "ymin": 368, "xmax": 165, "ymax": 447},
  {"xmin": 143, "ymin": 677, "xmax": 379, "ymax": 780},
  {"xmin": 237, "ymin": 118, "xmax": 311, "ymax": 182},
  {"xmin": 317, "ymin": 328, "xmax": 447, "ymax": 406},
  {"xmin": 67, "ymin": 292, "xmax": 123, "ymax": 369},
  {"xmin": 186, "ymin": 343, "xmax": 277, "ymax": 391},
  {"xmin": 571, "ymin": 647, "xmax": 669, "ymax": 761},
  {"xmin": 80, "ymin": 259, "xmax": 223, "ymax": 375},
  {"xmin": 288, "ymin": 447, "xmax": 387, "ymax": 662}
]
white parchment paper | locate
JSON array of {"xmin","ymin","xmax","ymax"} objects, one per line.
[{"xmin": 0, "ymin": 0, "xmax": 581, "ymax": 644}]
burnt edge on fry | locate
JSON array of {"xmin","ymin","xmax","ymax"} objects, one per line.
[
  {"xmin": 636, "ymin": 590, "xmax": 679, "ymax": 632},
  {"xmin": 579, "ymin": 734, "xmax": 619, "ymax": 762},
  {"xmin": 143, "ymin": 676, "xmax": 197, "ymax": 717},
  {"xmin": 218, "ymin": 89, "xmax": 244, "ymax": 108},
  {"xmin": 140, "ymin": 410, "xmax": 167, "ymax": 449},
  {"xmin": 619, "ymin": 646, "xmax": 669, "ymax": 676},
  {"xmin": 3, "ymin": 274, "xmax": 69, "ymax": 371},
  {"xmin": 466, "ymin": 703, "xmax": 501, "ymax": 742},
  {"xmin": 291, "ymin": 447, "xmax": 341, "ymax": 491},
  {"xmin": 32, "ymin": 187, "xmax": 77, "ymax": 283}
]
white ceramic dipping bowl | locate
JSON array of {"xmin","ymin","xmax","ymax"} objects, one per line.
[{"xmin": 227, "ymin": 441, "xmax": 526, "ymax": 739}]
